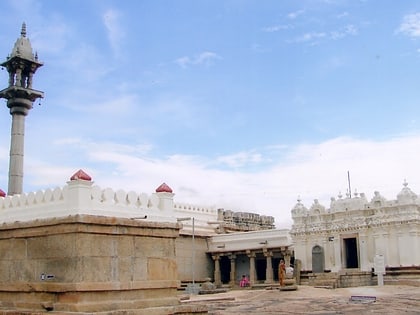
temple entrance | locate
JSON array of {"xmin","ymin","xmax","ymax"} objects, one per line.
[
  {"xmin": 343, "ymin": 237, "xmax": 359, "ymax": 268},
  {"xmin": 312, "ymin": 245, "xmax": 324, "ymax": 273},
  {"xmin": 255, "ymin": 256, "xmax": 267, "ymax": 282},
  {"xmin": 273, "ymin": 257, "xmax": 281, "ymax": 281},
  {"xmin": 220, "ymin": 256, "xmax": 231, "ymax": 284}
]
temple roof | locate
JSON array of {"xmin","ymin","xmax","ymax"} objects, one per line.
[
  {"xmin": 397, "ymin": 180, "xmax": 417, "ymax": 203},
  {"xmin": 70, "ymin": 169, "xmax": 92, "ymax": 181},
  {"xmin": 156, "ymin": 182, "xmax": 173, "ymax": 193},
  {"xmin": 10, "ymin": 23, "xmax": 36, "ymax": 61}
]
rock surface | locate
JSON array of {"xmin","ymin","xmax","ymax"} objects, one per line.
[{"xmin": 183, "ymin": 285, "xmax": 420, "ymax": 314}]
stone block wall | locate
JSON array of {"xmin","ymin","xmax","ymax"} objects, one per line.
[
  {"xmin": 338, "ymin": 271, "xmax": 374, "ymax": 288},
  {"xmin": 0, "ymin": 215, "xmax": 205, "ymax": 314},
  {"xmin": 176, "ymin": 236, "xmax": 213, "ymax": 284}
]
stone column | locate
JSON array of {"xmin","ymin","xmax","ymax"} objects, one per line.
[
  {"xmin": 322, "ymin": 239, "xmax": 328, "ymax": 270},
  {"xmin": 333, "ymin": 237, "xmax": 341, "ymax": 272},
  {"xmin": 264, "ymin": 249, "xmax": 273, "ymax": 284},
  {"xmin": 212, "ymin": 254, "xmax": 222, "ymax": 287},
  {"xmin": 358, "ymin": 233, "xmax": 369, "ymax": 271},
  {"xmin": 409, "ymin": 226, "xmax": 419, "ymax": 267},
  {"xmin": 8, "ymin": 114, "xmax": 25, "ymax": 195},
  {"xmin": 247, "ymin": 250, "xmax": 256, "ymax": 285},
  {"xmin": 382, "ymin": 232, "xmax": 390, "ymax": 266},
  {"xmin": 328, "ymin": 236, "xmax": 336, "ymax": 267},
  {"xmin": 229, "ymin": 254, "xmax": 236, "ymax": 287},
  {"xmin": 284, "ymin": 249, "xmax": 291, "ymax": 267}
]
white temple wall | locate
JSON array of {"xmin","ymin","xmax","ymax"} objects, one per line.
[
  {"xmin": 358, "ymin": 232, "xmax": 369, "ymax": 271},
  {"xmin": 293, "ymin": 238, "xmax": 308, "ymax": 270},
  {"xmin": 388, "ymin": 228, "xmax": 399, "ymax": 266},
  {"xmin": 332, "ymin": 237, "xmax": 341, "ymax": 272},
  {"xmin": 411, "ymin": 227, "xmax": 420, "ymax": 266},
  {"xmin": 291, "ymin": 182, "xmax": 420, "ymax": 273}
]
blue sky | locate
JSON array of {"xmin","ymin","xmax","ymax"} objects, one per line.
[{"xmin": 1, "ymin": 0, "xmax": 420, "ymax": 227}]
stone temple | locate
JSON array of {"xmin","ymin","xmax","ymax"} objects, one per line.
[{"xmin": 0, "ymin": 25, "xmax": 419, "ymax": 314}]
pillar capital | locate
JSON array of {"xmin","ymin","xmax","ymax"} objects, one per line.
[
  {"xmin": 246, "ymin": 250, "xmax": 256, "ymax": 258},
  {"xmin": 263, "ymin": 249, "xmax": 273, "ymax": 257},
  {"xmin": 212, "ymin": 254, "xmax": 220, "ymax": 261}
]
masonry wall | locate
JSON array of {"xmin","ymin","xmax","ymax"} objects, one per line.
[
  {"xmin": 176, "ymin": 235, "xmax": 213, "ymax": 283},
  {"xmin": 0, "ymin": 215, "xmax": 192, "ymax": 313}
]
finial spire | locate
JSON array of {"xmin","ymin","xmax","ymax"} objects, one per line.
[{"xmin": 21, "ymin": 22, "xmax": 27, "ymax": 37}]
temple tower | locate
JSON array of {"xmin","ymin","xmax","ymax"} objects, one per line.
[{"xmin": 0, "ymin": 23, "xmax": 44, "ymax": 195}]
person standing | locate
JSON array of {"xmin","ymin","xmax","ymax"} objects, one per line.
[{"xmin": 279, "ymin": 259, "xmax": 286, "ymax": 286}]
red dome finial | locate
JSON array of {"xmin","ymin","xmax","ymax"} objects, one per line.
[
  {"xmin": 156, "ymin": 182, "xmax": 173, "ymax": 193},
  {"xmin": 70, "ymin": 169, "xmax": 92, "ymax": 181},
  {"xmin": 0, "ymin": 189, "xmax": 6, "ymax": 197}
]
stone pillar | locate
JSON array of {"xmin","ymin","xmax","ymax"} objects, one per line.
[
  {"xmin": 155, "ymin": 191, "xmax": 174, "ymax": 211},
  {"xmin": 264, "ymin": 249, "xmax": 273, "ymax": 284},
  {"xmin": 328, "ymin": 236, "xmax": 336, "ymax": 267},
  {"xmin": 8, "ymin": 114, "xmax": 25, "ymax": 195},
  {"xmin": 333, "ymin": 237, "xmax": 341, "ymax": 272},
  {"xmin": 284, "ymin": 249, "xmax": 291, "ymax": 267},
  {"xmin": 212, "ymin": 254, "xmax": 222, "ymax": 287},
  {"xmin": 247, "ymin": 250, "xmax": 256, "ymax": 285},
  {"xmin": 409, "ymin": 226, "xmax": 419, "ymax": 267},
  {"xmin": 66, "ymin": 178, "xmax": 94, "ymax": 213},
  {"xmin": 373, "ymin": 232, "xmax": 386, "ymax": 265},
  {"xmin": 382, "ymin": 232, "xmax": 390, "ymax": 266},
  {"xmin": 294, "ymin": 259, "xmax": 302, "ymax": 285},
  {"xmin": 322, "ymin": 239, "xmax": 328, "ymax": 270},
  {"xmin": 358, "ymin": 233, "xmax": 369, "ymax": 271},
  {"xmin": 229, "ymin": 254, "xmax": 236, "ymax": 287}
]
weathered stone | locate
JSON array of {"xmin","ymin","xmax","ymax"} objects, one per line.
[{"xmin": 0, "ymin": 215, "xmax": 205, "ymax": 313}]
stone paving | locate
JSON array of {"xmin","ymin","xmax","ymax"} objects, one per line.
[{"xmin": 182, "ymin": 285, "xmax": 420, "ymax": 314}]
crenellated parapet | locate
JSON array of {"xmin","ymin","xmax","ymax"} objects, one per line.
[
  {"xmin": 290, "ymin": 181, "xmax": 420, "ymax": 236},
  {"xmin": 0, "ymin": 169, "xmax": 219, "ymax": 226}
]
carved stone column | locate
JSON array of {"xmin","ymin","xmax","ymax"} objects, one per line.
[
  {"xmin": 246, "ymin": 250, "xmax": 256, "ymax": 285},
  {"xmin": 229, "ymin": 254, "xmax": 236, "ymax": 287},
  {"xmin": 263, "ymin": 249, "xmax": 273, "ymax": 284},
  {"xmin": 333, "ymin": 237, "xmax": 341, "ymax": 272},
  {"xmin": 358, "ymin": 233, "xmax": 369, "ymax": 271},
  {"xmin": 212, "ymin": 254, "xmax": 222, "ymax": 287},
  {"xmin": 284, "ymin": 249, "xmax": 291, "ymax": 267}
]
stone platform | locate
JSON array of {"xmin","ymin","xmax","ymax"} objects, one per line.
[
  {"xmin": 0, "ymin": 215, "xmax": 207, "ymax": 314},
  {"xmin": 183, "ymin": 285, "xmax": 420, "ymax": 314}
]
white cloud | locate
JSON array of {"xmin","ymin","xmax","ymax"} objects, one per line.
[
  {"xmin": 262, "ymin": 24, "xmax": 292, "ymax": 32},
  {"xmin": 330, "ymin": 24, "xmax": 358, "ymax": 40},
  {"xmin": 31, "ymin": 19, "xmax": 71, "ymax": 55},
  {"xmin": 398, "ymin": 12, "xmax": 420, "ymax": 38},
  {"xmin": 10, "ymin": 133, "xmax": 420, "ymax": 229},
  {"xmin": 336, "ymin": 12, "xmax": 349, "ymax": 19},
  {"xmin": 294, "ymin": 32, "xmax": 327, "ymax": 43},
  {"xmin": 287, "ymin": 9, "xmax": 305, "ymax": 20},
  {"xmin": 102, "ymin": 8, "xmax": 125, "ymax": 57},
  {"xmin": 292, "ymin": 25, "xmax": 357, "ymax": 44},
  {"xmin": 175, "ymin": 51, "xmax": 222, "ymax": 68},
  {"xmin": 217, "ymin": 151, "xmax": 263, "ymax": 168}
]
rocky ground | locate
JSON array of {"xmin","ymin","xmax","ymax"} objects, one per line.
[{"xmin": 181, "ymin": 285, "xmax": 420, "ymax": 314}]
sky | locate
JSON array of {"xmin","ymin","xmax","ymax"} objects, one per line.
[{"xmin": 0, "ymin": 0, "xmax": 420, "ymax": 228}]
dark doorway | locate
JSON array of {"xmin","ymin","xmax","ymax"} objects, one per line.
[
  {"xmin": 344, "ymin": 237, "xmax": 358, "ymax": 268},
  {"xmin": 255, "ymin": 257, "xmax": 266, "ymax": 282},
  {"xmin": 312, "ymin": 245, "xmax": 324, "ymax": 273},
  {"xmin": 220, "ymin": 256, "xmax": 231, "ymax": 284},
  {"xmin": 273, "ymin": 257, "xmax": 281, "ymax": 281}
]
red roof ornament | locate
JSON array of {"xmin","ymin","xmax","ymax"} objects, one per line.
[
  {"xmin": 156, "ymin": 182, "xmax": 173, "ymax": 193},
  {"xmin": 70, "ymin": 169, "xmax": 92, "ymax": 181},
  {"xmin": 0, "ymin": 189, "xmax": 5, "ymax": 197}
]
